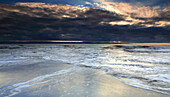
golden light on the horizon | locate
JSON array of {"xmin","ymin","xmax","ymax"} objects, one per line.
[
  {"xmin": 1, "ymin": 40, "xmax": 170, "ymax": 45},
  {"xmin": 129, "ymin": 43, "xmax": 170, "ymax": 45},
  {"xmin": 47, "ymin": 40, "xmax": 84, "ymax": 43},
  {"xmin": 0, "ymin": 40, "xmax": 125, "ymax": 43},
  {"xmin": 108, "ymin": 41, "xmax": 124, "ymax": 43}
]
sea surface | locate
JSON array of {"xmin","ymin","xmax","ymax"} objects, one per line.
[{"xmin": 0, "ymin": 44, "xmax": 170, "ymax": 95}]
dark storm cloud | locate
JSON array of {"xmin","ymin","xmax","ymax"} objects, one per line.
[{"xmin": 0, "ymin": 3, "xmax": 169, "ymax": 42}]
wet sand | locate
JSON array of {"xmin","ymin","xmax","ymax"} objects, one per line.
[{"xmin": 0, "ymin": 61, "xmax": 169, "ymax": 97}]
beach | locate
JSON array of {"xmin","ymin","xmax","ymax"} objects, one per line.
[
  {"xmin": 0, "ymin": 60, "xmax": 169, "ymax": 97},
  {"xmin": 0, "ymin": 44, "xmax": 170, "ymax": 97}
]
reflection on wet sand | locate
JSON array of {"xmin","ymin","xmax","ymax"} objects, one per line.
[{"xmin": 0, "ymin": 61, "xmax": 169, "ymax": 97}]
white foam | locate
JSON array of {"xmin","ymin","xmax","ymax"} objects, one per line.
[
  {"xmin": 1, "ymin": 44, "xmax": 170, "ymax": 95},
  {"xmin": 4, "ymin": 67, "xmax": 75, "ymax": 97}
]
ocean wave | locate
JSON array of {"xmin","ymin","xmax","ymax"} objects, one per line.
[
  {"xmin": 0, "ymin": 67, "xmax": 75, "ymax": 97},
  {"xmin": 0, "ymin": 44, "xmax": 170, "ymax": 95},
  {"xmin": 123, "ymin": 49, "xmax": 170, "ymax": 53}
]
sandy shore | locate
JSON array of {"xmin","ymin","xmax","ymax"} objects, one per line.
[{"xmin": 0, "ymin": 61, "xmax": 169, "ymax": 97}]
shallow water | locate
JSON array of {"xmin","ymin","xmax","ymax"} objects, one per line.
[{"xmin": 0, "ymin": 44, "xmax": 170, "ymax": 95}]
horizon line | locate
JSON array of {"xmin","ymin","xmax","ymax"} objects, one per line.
[{"xmin": 0, "ymin": 40, "xmax": 170, "ymax": 45}]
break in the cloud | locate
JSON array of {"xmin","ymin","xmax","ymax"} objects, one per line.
[
  {"xmin": 85, "ymin": 1, "xmax": 170, "ymax": 27},
  {"xmin": 0, "ymin": 0, "xmax": 87, "ymax": 6},
  {"xmin": 86, "ymin": 1, "xmax": 169, "ymax": 18},
  {"xmin": 91, "ymin": 0, "xmax": 170, "ymax": 7},
  {"xmin": 1, "ymin": 0, "xmax": 170, "ymax": 7}
]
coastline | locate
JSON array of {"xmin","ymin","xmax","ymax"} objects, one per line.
[{"xmin": 0, "ymin": 60, "xmax": 169, "ymax": 97}]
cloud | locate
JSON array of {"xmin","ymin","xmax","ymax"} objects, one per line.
[
  {"xmin": 92, "ymin": 0, "xmax": 170, "ymax": 7},
  {"xmin": 12, "ymin": 2, "xmax": 170, "ymax": 28},
  {"xmin": 0, "ymin": 3, "xmax": 169, "ymax": 42},
  {"xmin": 84, "ymin": 1, "xmax": 170, "ymax": 27},
  {"xmin": 1, "ymin": 0, "xmax": 170, "ymax": 8},
  {"xmin": 91, "ymin": 1, "xmax": 168, "ymax": 18}
]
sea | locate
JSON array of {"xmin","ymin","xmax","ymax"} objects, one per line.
[{"xmin": 0, "ymin": 44, "xmax": 170, "ymax": 95}]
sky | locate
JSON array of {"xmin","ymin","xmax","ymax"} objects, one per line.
[
  {"xmin": 0, "ymin": 0, "xmax": 169, "ymax": 42},
  {"xmin": 0, "ymin": 0, "xmax": 169, "ymax": 7},
  {"xmin": 1, "ymin": 0, "xmax": 169, "ymax": 18}
]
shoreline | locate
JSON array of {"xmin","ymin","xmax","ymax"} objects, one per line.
[
  {"xmin": 112, "ymin": 76, "xmax": 170, "ymax": 96},
  {"xmin": 0, "ymin": 60, "xmax": 169, "ymax": 97}
]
